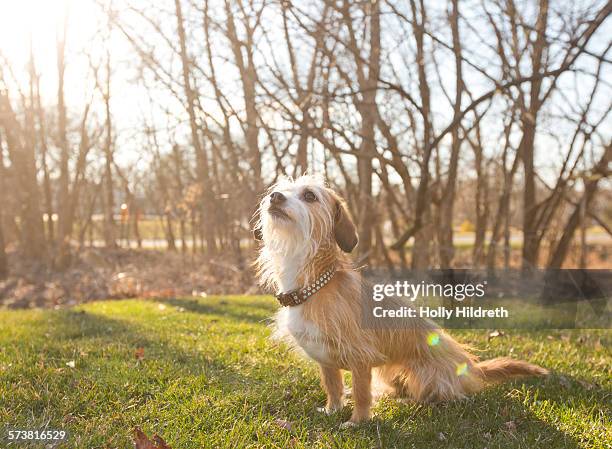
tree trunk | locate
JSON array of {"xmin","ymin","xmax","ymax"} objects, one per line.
[
  {"xmin": 486, "ymin": 122, "xmax": 520, "ymax": 272},
  {"xmin": 335, "ymin": 0, "xmax": 380, "ymax": 263},
  {"xmin": 438, "ymin": 0, "xmax": 463, "ymax": 268},
  {"xmin": 521, "ymin": 0, "xmax": 549, "ymax": 272},
  {"xmin": 521, "ymin": 119, "xmax": 538, "ymax": 270},
  {"xmin": 0, "ymin": 145, "xmax": 8, "ymax": 279},
  {"xmin": 224, "ymin": 0, "xmax": 262, "ymax": 195},
  {"xmin": 0, "ymin": 209, "xmax": 7, "ymax": 280},
  {"xmin": 35, "ymin": 71, "xmax": 55, "ymax": 243},
  {"xmin": 134, "ymin": 213, "xmax": 142, "ymax": 249},
  {"xmin": 175, "ymin": 0, "xmax": 216, "ymax": 253},
  {"xmin": 579, "ymin": 194, "xmax": 587, "ymax": 268},
  {"xmin": 0, "ymin": 93, "xmax": 46, "ymax": 259},
  {"xmin": 171, "ymin": 145, "xmax": 187, "ymax": 253},
  {"xmin": 164, "ymin": 212, "xmax": 176, "ymax": 251},
  {"xmin": 503, "ymin": 197, "xmax": 511, "ymax": 269},
  {"xmin": 179, "ymin": 219, "xmax": 187, "ymax": 253},
  {"xmin": 78, "ymin": 188, "xmax": 98, "ymax": 248},
  {"xmin": 410, "ymin": 0, "xmax": 433, "ymax": 270},
  {"xmin": 56, "ymin": 23, "xmax": 71, "ymax": 255},
  {"xmin": 361, "ymin": 0, "xmax": 380, "ymax": 264},
  {"xmin": 102, "ymin": 49, "xmax": 117, "ymax": 249},
  {"xmin": 472, "ymin": 129, "xmax": 489, "ymax": 267},
  {"xmin": 548, "ymin": 146, "xmax": 610, "ymax": 268}
]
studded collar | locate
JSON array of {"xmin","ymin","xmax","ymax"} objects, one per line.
[{"xmin": 275, "ymin": 266, "xmax": 335, "ymax": 307}]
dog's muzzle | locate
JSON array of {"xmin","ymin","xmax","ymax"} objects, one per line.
[{"xmin": 267, "ymin": 205, "xmax": 290, "ymax": 219}]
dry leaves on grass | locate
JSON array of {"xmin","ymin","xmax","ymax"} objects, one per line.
[
  {"xmin": 487, "ymin": 330, "xmax": 505, "ymax": 340},
  {"xmin": 1, "ymin": 248, "xmax": 257, "ymax": 309},
  {"xmin": 133, "ymin": 427, "xmax": 172, "ymax": 449},
  {"xmin": 273, "ymin": 419, "xmax": 293, "ymax": 432},
  {"xmin": 577, "ymin": 379, "xmax": 596, "ymax": 390},
  {"xmin": 134, "ymin": 347, "xmax": 145, "ymax": 360},
  {"xmin": 558, "ymin": 375, "xmax": 572, "ymax": 389},
  {"xmin": 504, "ymin": 421, "xmax": 517, "ymax": 432}
]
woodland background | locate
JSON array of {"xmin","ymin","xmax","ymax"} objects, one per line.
[{"xmin": 0, "ymin": 0, "xmax": 610, "ymax": 307}]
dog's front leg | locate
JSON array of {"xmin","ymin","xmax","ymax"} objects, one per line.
[
  {"xmin": 318, "ymin": 364, "xmax": 344, "ymax": 413},
  {"xmin": 343, "ymin": 365, "xmax": 372, "ymax": 426}
]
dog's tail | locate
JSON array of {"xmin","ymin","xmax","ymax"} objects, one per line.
[{"xmin": 476, "ymin": 357, "xmax": 549, "ymax": 383}]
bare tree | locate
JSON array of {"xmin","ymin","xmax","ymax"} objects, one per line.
[
  {"xmin": 0, "ymin": 138, "xmax": 8, "ymax": 279},
  {"xmin": 0, "ymin": 87, "xmax": 46, "ymax": 259},
  {"xmin": 2, "ymin": 0, "xmax": 607, "ymax": 276},
  {"xmin": 175, "ymin": 0, "xmax": 216, "ymax": 253}
]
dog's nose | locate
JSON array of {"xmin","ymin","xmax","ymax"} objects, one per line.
[{"xmin": 270, "ymin": 191, "xmax": 286, "ymax": 205}]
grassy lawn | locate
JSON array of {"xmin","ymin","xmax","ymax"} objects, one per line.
[{"xmin": 0, "ymin": 296, "xmax": 610, "ymax": 448}]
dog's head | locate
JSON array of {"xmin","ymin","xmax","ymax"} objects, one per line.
[{"xmin": 254, "ymin": 175, "xmax": 358, "ymax": 257}]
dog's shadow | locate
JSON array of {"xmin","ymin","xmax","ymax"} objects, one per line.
[
  {"xmin": 160, "ymin": 296, "xmax": 276, "ymax": 325},
  {"xmin": 304, "ymin": 374, "xmax": 609, "ymax": 448}
]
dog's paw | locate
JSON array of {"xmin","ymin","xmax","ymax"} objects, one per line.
[
  {"xmin": 339, "ymin": 420, "xmax": 357, "ymax": 429},
  {"xmin": 316, "ymin": 404, "xmax": 342, "ymax": 415}
]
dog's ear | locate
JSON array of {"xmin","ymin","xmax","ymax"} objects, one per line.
[{"xmin": 334, "ymin": 199, "xmax": 358, "ymax": 253}]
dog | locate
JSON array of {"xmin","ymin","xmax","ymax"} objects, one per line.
[{"xmin": 254, "ymin": 175, "xmax": 548, "ymax": 426}]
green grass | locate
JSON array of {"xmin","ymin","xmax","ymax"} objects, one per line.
[{"xmin": 0, "ymin": 296, "xmax": 610, "ymax": 448}]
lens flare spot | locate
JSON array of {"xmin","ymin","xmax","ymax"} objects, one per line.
[
  {"xmin": 427, "ymin": 332, "xmax": 440, "ymax": 346},
  {"xmin": 456, "ymin": 362, "xmax": 468, "ymax": 376}
]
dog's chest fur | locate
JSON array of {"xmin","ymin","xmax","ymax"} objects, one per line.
[
  {"xmin": 270, "ymin": 254, "xmax": 334, "ymax": 364},
  {"xmin": 276, "ymin": 304, "xmax": 332, "ymax": 365}
]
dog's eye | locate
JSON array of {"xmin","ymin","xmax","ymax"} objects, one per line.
[{"xmin": 303, "ymin": 190, "xmax": 317, "ymax": 203}]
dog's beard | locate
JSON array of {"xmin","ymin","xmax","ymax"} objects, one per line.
[
  {"xmin": 257, "ymin": 197, "xmax": 334, "ymax": 291},
  {"xmin": 262, "ymin": 201, "xmax": 312, "ymax": 257}
]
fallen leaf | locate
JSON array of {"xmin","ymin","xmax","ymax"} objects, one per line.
[
  {"xmin": 274, "ymin": 419, "xmax": 293, "ymax": 431},
  {"xmin": 488, "ymin": 330, "xmax": 505, "ymax": 340},
  {"xmin": 152, "ymin": 435, "xmax": 172, "ymax": 449},
  {"xmin": 135, "ymin": 347, "xmax": 145, "ymax": 360},
  {"xmin": 577, "ymin": 379, "xmax": 595, "ymax": 390},
  {"xmin": 66, "ymin": 360, "xmax": 76, "ymax": 368},
  {"xmin": 504, "ymin": 421, "xmax": 517, "ymax": 432},
  {"xmin": 558, "ymin": 375, "xmax": 572, "ymax": 389},
  {"xmin": 133, "ymin": 427, "xmax": 172, "ymax": 449},
  {"xmin": 63, "ymin": 414, "xmax": 76, "ymax": 424}
]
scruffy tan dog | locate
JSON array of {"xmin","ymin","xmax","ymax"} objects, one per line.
[{"xmin": 254, "ymin": 175, "xmax": 547, "ymax": 426}]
